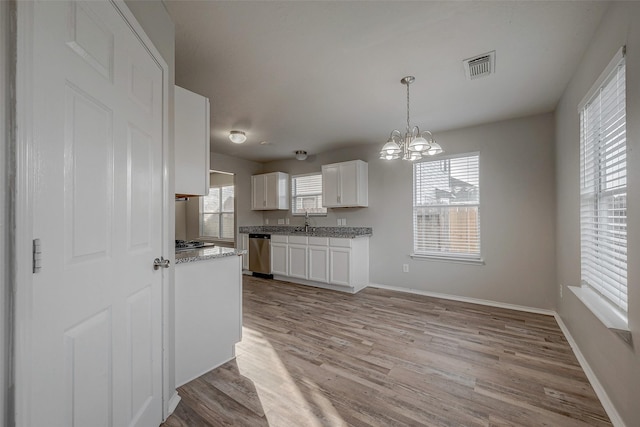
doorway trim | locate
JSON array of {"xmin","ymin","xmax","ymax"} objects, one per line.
[{"xmin": 13, "ymin": 1, "xmax": 173, "ymax": 424}]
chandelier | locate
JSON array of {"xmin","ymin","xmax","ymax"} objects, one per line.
[{"xmin": 379, "ymin": 76, "xmax": 442, "ymax": 161}]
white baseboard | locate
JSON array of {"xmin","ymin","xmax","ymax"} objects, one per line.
[
  {"xmin": 166, "ymin": 391, "xmax": 181, "ymax": 418},
  {"xmin": 368, "ymin": 282, "xmax": 555, "ymax": 316},
  {"xmin": 553, "ymin": 314, "xmax": 626, "ymax": 427}
]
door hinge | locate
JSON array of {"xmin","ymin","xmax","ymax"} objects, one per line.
[{"xmin": 33, "ymin": 238, "xmax": 42, "ymax": 273}]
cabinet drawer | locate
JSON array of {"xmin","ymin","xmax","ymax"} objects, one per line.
[
  {"xmin": 288, "ymin": 235, "xmax": 308, "ymax": 245},
  {"xmin": 329, "ymin": 238, "xmax": 351, "ymax": 248},
  {"xmin": 308, "ymin": 237, "xmax": 328, "ymax": 246},
  {"xmin": 271, "ymin": 235, "xmax": 287, "ymax": 243}
]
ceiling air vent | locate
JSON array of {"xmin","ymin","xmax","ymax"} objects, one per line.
[{"xmin": 463, "ymin": 51, "xmax": 495, "ymax": 80}]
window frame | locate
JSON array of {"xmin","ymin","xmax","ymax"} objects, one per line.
[
  {"xmin": 578, "ymin": 47, "xmax": 628, "ymax": 316},
  {"xmin": 199, "ymin": 184, "xmax": 235, "ymax": 241},
  {"xmin": 411, "ymin": 152, "xmax": 483, "ymax": 264},
  {"xmin": 291, "ymin": 172, "xmax": 327, "ymax": 216}
]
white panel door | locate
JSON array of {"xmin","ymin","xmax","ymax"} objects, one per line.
[
  {"xmin": 288, "ymin": 244, "xmax": 308, "ymax": 280},
  {"xmin": 271, "ymin": 243, "xmax": 288, "ymax": 276},
  {"xmin": 28, "ymin": 1, "xmax": 164, "ymax": 426},
  {"xmin": 308, "ymin": 246, "xmax": 329, "ymax": 283}
]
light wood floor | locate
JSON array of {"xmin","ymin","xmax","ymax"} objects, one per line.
[{"xmin": 162, "ymin": 276, "xmax": 611, "ymax": 427}]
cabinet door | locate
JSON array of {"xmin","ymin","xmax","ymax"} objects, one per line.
[
  {"xmin": 175, "ymin": 86, "xmax": 210, "ymax": 196},
  {"xmin": 264, "ymin": 173, "xmax": 278, "ymax": 209},
  {"xmin": 329, "ymin": 247, "xmax": 351, "ymax": 286},
  {"xmin": 308, "ymin": 246, "xmax": 329, "ymax": 283},
  {"xmin": 322, "ymin": 164, "xmax": 340, "ymax": 207},
  {"xmin": 251, "ymin": 175, "xmax": 266, "ymax": 210},
  {"xmin": 271, "ymin": 243, "xmax": 288, "ymax": 276},
  {"xmin": 288, "ymin": 244, "xmax": 308, "ymax": 280},
  {"xmin": 339, "ymin": 162, "xmax": 359, "ymax": 206}
]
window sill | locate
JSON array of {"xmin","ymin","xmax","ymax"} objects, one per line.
[
  {"xmin": 568, "ymin": 286, "xmax": 631, "ymax": 346},
  {"xmin": 410, "ymin": 253, "xmax": 485, "ymax": 265}
]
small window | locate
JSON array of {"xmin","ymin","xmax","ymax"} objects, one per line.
[
  {"xmin": 580, "ymin": 50, "xmax": 627, "ymax": 313},
  {"xmin": 200, "ymin": 185, "xmax": 235, "ymax": 240},
  {"xmin": 291, "ymin": 173, "xmax": 327, "ymax": 216},
  {"xmin": 413, "ymin": 153, "xmax": 480, "ymax": 260}
]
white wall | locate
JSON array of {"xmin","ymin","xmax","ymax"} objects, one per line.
[
  {"xmin": 263, "ymin": 113, "xmax": 557, "ymax": 309},
  {"xmin": 555, "ymin": 2, "xmax": 640, "ymax": 425},
  {"xmin": 123, "ymin": 0, "xmax": 177, "ymax": 417}
]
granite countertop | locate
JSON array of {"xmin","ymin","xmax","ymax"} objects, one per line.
[
  {"xmin": 238, "ymin": 225, "xmax": 372, "ymax": 238},
  {"xmin": 175, "ymin": 246, "xmax": 245, "ymax": 264}
]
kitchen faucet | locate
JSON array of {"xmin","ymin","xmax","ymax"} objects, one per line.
[{"xmin": 304, "ymin": 211, "xmax": 310, "ymax": 233}]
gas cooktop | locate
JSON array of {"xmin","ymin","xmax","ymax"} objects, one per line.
[{"xmin": 175, "ymin": 240, "xmax": 215, "ymax": 252}]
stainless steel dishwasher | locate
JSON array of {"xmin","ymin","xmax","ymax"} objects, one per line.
[{"xmin": 248, "ymin": 233, "xmax": 273, "ymax": 278}]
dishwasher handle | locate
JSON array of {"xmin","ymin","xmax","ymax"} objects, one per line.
[{"xmin": 249, "ymin": 233, "xmax": 271, "ymax": 239}]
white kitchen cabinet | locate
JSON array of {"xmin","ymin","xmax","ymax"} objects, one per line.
[
  {"xmin": 251, "ymin": 172, "xmax": 289, "ymax": 210},
  {"xmin": 271, "ymin": 241, "xmax": 288, "ymax": 276},
  {"xmin": 270, "ymin": 234, "xmax": 369, "ymax": 292},
  {"xmin": 329, "ymin": 247, "xmax": 351, "ymax": 286},
  {"xmin": 308, "ymin": 245, "xmax": 329, "ymax": 283},
  {"xmin": 175, "ymin": 255, "xmax": 242, "ymax": 387},
  {"xmin": 322, "ymin": 160, "xmax": 368, "ymax": 208},
  {"xmin": 174, "ymin": 85, "xmax": 210, "ymax": 196},
  {"xmin": 288, "ymin": 244, "xmax": 308, "ymax": 279}
]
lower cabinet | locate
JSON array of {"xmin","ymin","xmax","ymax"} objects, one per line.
[
  {"xmin": 308, "ymin": 245, "xmax": 329, "ymax": 283},
  {"xmin": 329, "ymin": 247, "xmax": 350, "ymax": 286},
  {"xmin": 270, "ymin": 235, "xmax": 369, "ymax": 292},
  {"xmin": 288, "ymin": 244, "xmax": 308, "ymax": 279},
  {"xmin": 271, "ymin": 238, "xmax": 288, "ymax": 276}
]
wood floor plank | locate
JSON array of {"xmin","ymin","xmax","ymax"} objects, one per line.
[{"xmin": 162, "ymin": 276, "xmax": 611, "ymax": 427}]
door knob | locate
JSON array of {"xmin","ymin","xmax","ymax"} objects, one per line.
[{"xmin": 153, "ymin": 257, "xmax": 170, "ymax": 270}]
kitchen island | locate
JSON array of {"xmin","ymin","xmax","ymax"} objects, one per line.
[{"xmin": 174, "ymin": 247, "xmax": 244, "ymax": 387}]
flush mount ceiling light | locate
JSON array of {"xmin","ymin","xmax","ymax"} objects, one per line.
[
  {"xmin": 379, "ymin": 76, "xmax": 443, "ymax": 161},
  {"xmin": 295, "ymin": 150, "xmax": 308, "ymax": 161},
  {"xmin": 229, "ymin": 130, "xmax": 247, "ymax": 144}
]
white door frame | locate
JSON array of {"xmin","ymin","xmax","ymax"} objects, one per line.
[{"xmin": 13, "ymin": 1, "xmax": 173, "ymax": 424}]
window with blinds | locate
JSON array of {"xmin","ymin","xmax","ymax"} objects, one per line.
[
  {"xmin": 291, "ymin": 173, "xmax": 327, "ymax": 215},
  {"xmin": 413, "ymin": 153, "xmax": 480, "ymax": 259},
  {"xmin": 200, "ymin": 185, "xmax": 235, "ymax": 239},
  {"xmin": 580, "ymin": 51, "xmax": 627, "ymax": 313}
]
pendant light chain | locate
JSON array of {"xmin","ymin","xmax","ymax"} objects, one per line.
[{"xmin": 406, "ymin": 81, "xmax": 411, "ymax": 132}]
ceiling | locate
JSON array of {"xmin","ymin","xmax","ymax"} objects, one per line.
[{"xmin": 165, "ymin": 1, "xmax": 608, "ymax": 163}]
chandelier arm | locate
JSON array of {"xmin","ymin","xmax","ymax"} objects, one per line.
[{"xmin": 390, "ymin": 129, "xmax": 403, "ymax": 140}]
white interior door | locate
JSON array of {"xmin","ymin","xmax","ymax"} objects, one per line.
[{"xmin": 27, "ymin": 1, "xmax": 164, "ymax": 426}]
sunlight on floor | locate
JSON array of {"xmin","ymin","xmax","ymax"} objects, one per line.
[{"xmin": 238, "ymin": 327, "xmax": 347, "ymax": 426}]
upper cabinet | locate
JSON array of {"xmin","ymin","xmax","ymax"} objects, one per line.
[
  {"xmin": 251, "ymin": 172, "xmax": 289, "ymax": 210},
  {"xmin": 174, "ymin": 85, "xmax": 210, "ymax": 196},
  {"xmin": 322, "ymin": 160, "xmax": 368, "ymax": 208}
]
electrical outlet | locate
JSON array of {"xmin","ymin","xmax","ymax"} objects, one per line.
[
  {"xmin": 402, "ymin": 264, "xmax": 409, "ymax": 273},
  {"xmin": 265, "ymin": 218, "xmax": 269, "ymax": 225},
  {"xmin": 342, "ymin": 218, "xmax": 347, "ymax": 226},
  {"xmin": 285, "ymin": 218, "xmax": 290, "ymax": 225},
  {"xmin": 278, "ymin": 218, "xmax": 284, "ymax": 225}
]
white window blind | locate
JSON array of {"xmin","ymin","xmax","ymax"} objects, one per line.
[
  {"xmin": 413, "ymin": 153, "xmax": 480, "ymax": 259},
  {"xmin": 291, "ymin": 173, "xmax": 327, "ymax": 215},
  {"xmin": 201, "ymin": 185, "xmax": 235, "ymax": 239},
  {"xmin": 580, "ymin": 53, "xmax": 627, "ymax": 313}
]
